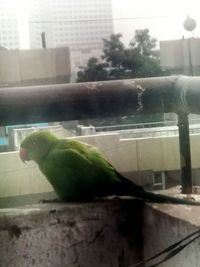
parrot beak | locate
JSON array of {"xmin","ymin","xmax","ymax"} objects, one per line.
[{"xmin": 19, "ymin": 148, "xmax": 29, "ymax": 163}]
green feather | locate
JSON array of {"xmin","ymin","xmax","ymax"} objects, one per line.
[{"xmin": 20, "ymin": 131, "xmax": 200, "ymax": 205}]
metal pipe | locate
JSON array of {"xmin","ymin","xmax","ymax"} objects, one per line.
[
  {"xmin": 0, "ymin": 76, "xmax": 179, "ymax": 126},
  {"xmin": 2, "ymin": 75, "xmax": 200, "ymax": 126}
]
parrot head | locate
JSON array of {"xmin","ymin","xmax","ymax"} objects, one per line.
[{"xmin": 19, "ymin": 131, "xmax": 57, "ymax": 164}]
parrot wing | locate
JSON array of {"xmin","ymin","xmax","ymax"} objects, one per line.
[{"xmin": 40, "ymin": 146, "xmax": 120, "ymax": 200}]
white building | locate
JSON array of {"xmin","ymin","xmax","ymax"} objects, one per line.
[
  {"xmin": 29, "ymin": 0, "xmax": 113, "ymax": 80},
  {"xmin": 0, "ymin": 0, "xmax": 20, "ymax": 49},
  {"xmin": 29, "ymin": 0, "xmax": 113, "ymax": 50}
]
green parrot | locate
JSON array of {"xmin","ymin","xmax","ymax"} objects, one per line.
[{"xmin": 19, "ymin": 131, "xmax": 200, "ymax": 205}]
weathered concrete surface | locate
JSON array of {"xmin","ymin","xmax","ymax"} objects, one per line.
[
  {"xmin": 143, "ymin": 203, "xmax": 200, "ymax": 267},
  {"xmin": 0, "ymin": 47, "xmax": 70, "ymax": 86},
  {"xmin": 0, "ymin": 199, "xmax": 143, "ymax": 267}
]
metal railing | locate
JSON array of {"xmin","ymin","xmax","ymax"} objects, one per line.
[
  {"xmin": 96, "ymin": 122, "xmax": 200, "ymax": 139},
  {"xmin": 95, "ymin": 118, "xmax": 200, "ymax": 132}
]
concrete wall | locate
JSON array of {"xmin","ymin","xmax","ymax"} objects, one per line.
[
  {"xmin": 1, "ymin": 132, "xmax": 200, "ymax": 199},
  {"xmin": 160, "ymin": 38, "xmax": 200, "ymax": 75},
  {"xmin": 0, "ymin": 47, "xmax": 70, "ymax": 87},
  {"xmin": 143, "ymin": 203, "xmax": 200, "ymax": 267},
  {"xmin": 0, "ymin": 200, "xmax": 143, "ymax": 267}
]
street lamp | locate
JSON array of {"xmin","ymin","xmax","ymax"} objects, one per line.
[
  {"xmin": 183, "ymin": 15, "xmax": 196, "ymax": 76},
  {"xmin": 183, "ymin": 15, "xmax": 196, "ymax": 32}
]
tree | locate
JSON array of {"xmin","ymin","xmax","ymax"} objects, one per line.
[
  {"xmin": 127, "ymin": 29, "xmax": 167, "ymax": 77},
  {"xmin": 77, "ymin": 57, "xmax": 109, "ymax": 82},
  {"xmin": 77, "ymin": 29, "xmax": 169, "ymax": 82},
  {"xmin": 130, "ymin": 29, "xmax": 157, "ymax": 56},
  {"xmin": 77, "ymin": 29, "xmax": 167, "ymax": 126},
  {"xmin": 102, "ymin": 33, "xmax": 125, "ymax": 69}
]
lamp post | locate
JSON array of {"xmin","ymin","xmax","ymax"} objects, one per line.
[
  {"xmin": 177, "ymin": 16, "xmax": 197, "ymax": 193},
  {"xmin": 183, "ymin": 15, "xmax": 196, "ymax": 76}
]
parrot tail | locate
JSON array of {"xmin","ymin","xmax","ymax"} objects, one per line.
[
  {"xmin": 136, "ymin": 189, "xmax": 200, "ymax": 205},
  {"xmin": 116, "ymin": 171, "xmax": 200, "ymax": 205}
]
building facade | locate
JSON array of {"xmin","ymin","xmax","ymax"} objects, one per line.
[
  {"xmin": 29, "ymin": 0, "xmax": 113, "ymax": 80},
  {"xmin": 160, "ymin": 38, "xmax": 200, "ymax": 76},
  {"xmin": 0, "ymin": 47, "xmax": 71, "ymax": 87},
  {"xmin": 29, "ymin": 0, "xmax": 113, "ymax": 50},
  {"xmin": 0, "ymin": 0, "xmax": 19, "ymax": 49}
]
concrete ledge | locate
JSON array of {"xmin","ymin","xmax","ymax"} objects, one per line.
[
  {"xmin": 0, "ymin": 199, "xmax": 143, "ymax": 267},
  {"xmin": 143, "ymin": 203, "xmax": 200, "ymax": 267}
]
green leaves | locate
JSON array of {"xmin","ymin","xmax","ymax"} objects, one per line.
[
  {"xmin": 76, "ymin": 29, "xmax": 169, "ymax": 82},
  {"xmin": 77, "ymin": 57, "xmax": 109, "ymax": 82}
]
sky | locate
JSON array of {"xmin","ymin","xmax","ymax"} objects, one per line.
[
  {"xmin": 8, "ymin": 0, "xmax": 200, "ymax": 48},
  {"xmin": 112, "ymin": 0, "xmax": 200, "ymax": 46}
]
